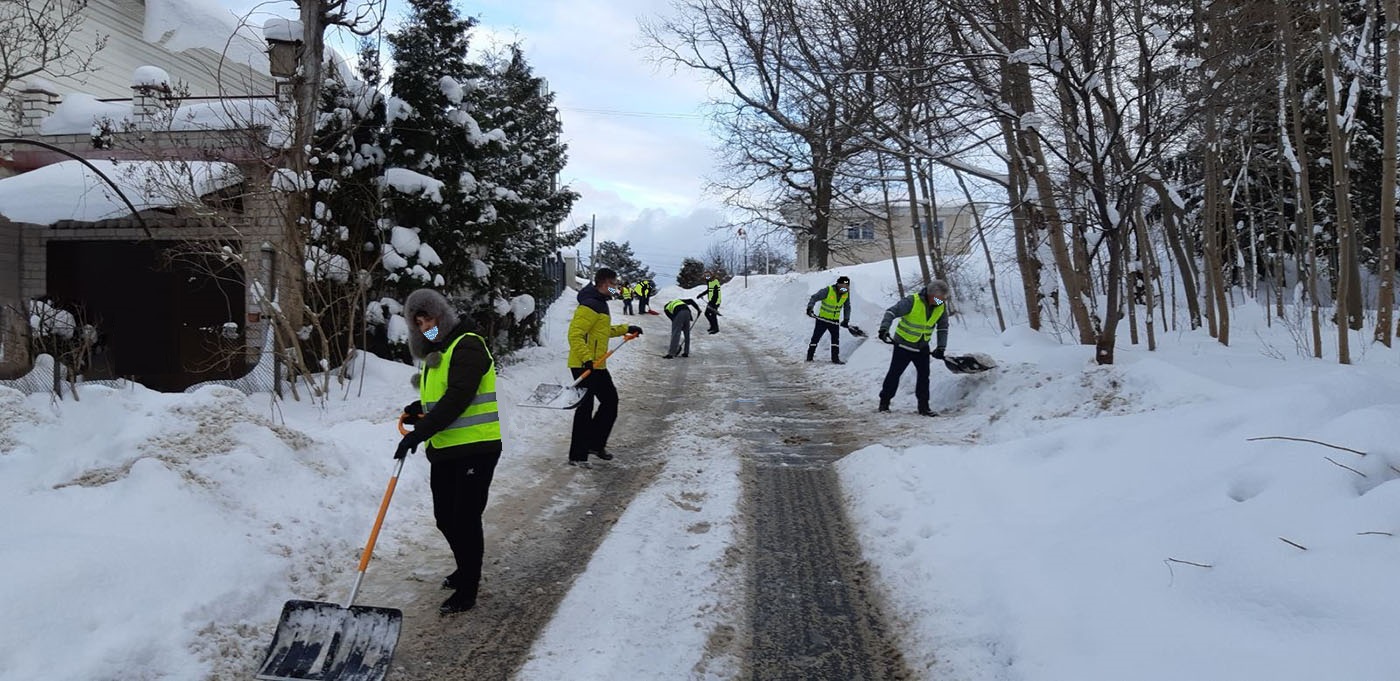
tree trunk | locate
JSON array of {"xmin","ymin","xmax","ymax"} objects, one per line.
[
  {"xmin": 877, "ymin": 151, "xmax": 905, "ymax": 297},
  {"xmin": 901, "ymin": 151, "xmax": 932, "ymax": 286},
  {"xmin": 1382, "ymin": 0, "xmax": 1398, "ymax": 346},
  {"xmin": 957, "ymin": 170, "xmax": 1006, "ymax": 332},
  {"xmin": 1278, "ymin": 2, "xmax": 1323, "ymax": 357},
  {"xmin": 998, "ymin": 87, "xmax": 1042, "ymax": 331},
  {"xmin": 1322, "ymin": 0, "xmax": 1355, "ymax": 363},
  {"xmin": 810, "ymin": 159, "xmax": 834, "ymax": 270},
  {"xmin": 1198, "ymin": 1, "xmax": 1230, "ymax": 346}
]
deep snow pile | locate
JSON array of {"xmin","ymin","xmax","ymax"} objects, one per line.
[
  {"xmin": 0, "ymin": 289, "xmax": 634, "ymax": 681},
  {"xmin": 5, "ymin": 257, "xmax": 1400, "ymax": 680},
  {"xmin": 711, "ymin": 258, "xmax": 1400, "ymax": 680}
]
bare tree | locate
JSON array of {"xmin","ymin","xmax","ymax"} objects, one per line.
[
  {"xmin": 643, "ymin": 0, "xmax": 880, "ymax": 270},
  {"xmin": 0, "ymin": 0, "xmax": 105, "ymax": 96}
]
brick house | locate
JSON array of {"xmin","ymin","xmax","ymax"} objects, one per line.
[{"xmin": 0, "ymin": 0, "xmax": 290, "ymax": 390}]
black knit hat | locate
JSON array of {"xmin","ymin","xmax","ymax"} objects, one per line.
[{"xmin": 836, "ymin": 275, "xmax": 850, "ymax": 286}]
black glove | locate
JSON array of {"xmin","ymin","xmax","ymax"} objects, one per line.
[
  {"xmin": 931, "ymin": 346, "xmax": 946, "ymax": 359},
  {"xmin": 806, "ymin": 309, "xmax": 816, "ymax": 318},
  {"xmin": 582, "ymin": 359, "xmax": 595, "ymax": 370},
  {"xmin": 402, "ymin": 400, "xmax": 423, "ymax": 426},
  {"xmin": 879, "ymin": 329, "xmax": 893, "ymax": 344},
  {"xmin": 840, "ymin": 320, "xmax": 849, "ymax": 328},
  {"xmin": 394, "ymin": 431, "xmax": 424, "ymax": 459},
  {"xmin": 628, "ymin": 325, "xmax": 643, "ymax": 335}
]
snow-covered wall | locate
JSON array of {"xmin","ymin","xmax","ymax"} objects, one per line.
[{"xmin": 0, "ymin": 0, "xmax": 274, "ymax": 136}]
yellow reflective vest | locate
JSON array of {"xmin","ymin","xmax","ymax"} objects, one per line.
[
  {"xmin": 817, "ymin": 285, "xmax": 848, "ymax": 322},
  {"xmin": 419, "ymin": 332, "xmax": 500, "ymax": 448},
  {"xmin": 895, "ymin": 294, "xmax": 946, "ymax": 345}
]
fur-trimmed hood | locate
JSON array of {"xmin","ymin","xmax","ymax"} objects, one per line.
[{"xmin": 404, "ymin": 288, "xmax": 461, "ymax": 360}]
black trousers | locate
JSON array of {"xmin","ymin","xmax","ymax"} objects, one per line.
[
  {"xmin": 705, "ymin": 305, "xmax": 720, "ymax": 332},
  {"xmin": 879, "ymin": 345, "xmax": 930, "ymax": 408},
  {"xmin": 808, "ymin": 319, "xmax": 840, "ymax": 359},
  {"xmin": 639, "ymin": 295, "xmax": 650, "ymax": 313},
  {"xmin": 430, "ymin": 452, "xmax": 501, "ymax": 597},
  {"xmin": 570, "ymin": 368, "xmax": 618, "ymax": 460}
]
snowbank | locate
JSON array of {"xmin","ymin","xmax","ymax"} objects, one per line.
[{"xmin": 0, "ymin": 160, "xmax": 242, "ymax": 225}]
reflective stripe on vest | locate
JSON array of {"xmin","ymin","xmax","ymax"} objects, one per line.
[
  {"xmin": 818, "ymin": 285, "xmax": 847, "ymax": 321},
  {"xmin": 895, "ymin": 294, "xmax": 945, "ymax": 345},
  {"xmin": 419, "ymin": 333, "xmax": 501, "ymax": 448}
]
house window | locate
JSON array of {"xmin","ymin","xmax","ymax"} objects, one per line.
[
  {"xmin": 918, "ymin": 218, "xmax": 944, "ymax": 241},
  {"xmin": 845, "ymin": 221, "xmax": 875, "ymax": 240}
]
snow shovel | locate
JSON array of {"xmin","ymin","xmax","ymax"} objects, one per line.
[
  {"xmin": 838, "ymin": 324, "xmax": 868, "ymax": 362},
  {"xmin": 255, "ymin": 428, "xmax": 408, "ymax": 681},
  {"xmin": 519, "ymin": 332, "xmax": 640, "ymax": 409},
  {"xmin": 943, "ymin": 353, "xmax": 996, "ymax": 374}
]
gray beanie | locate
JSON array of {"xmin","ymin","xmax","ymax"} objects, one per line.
[
  {"xmin": 928, "ymin": 280, "xmax": 951, "ymax": 299},
  {"xmin": 404, "ymin": 289, "xmax": 459, "ymax": 360}
]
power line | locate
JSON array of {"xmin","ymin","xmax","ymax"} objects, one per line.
[{"xmin": 558, "ymin": 106, "xmax": 706, "ymax": 121}]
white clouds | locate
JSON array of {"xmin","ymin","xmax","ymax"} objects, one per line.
[
  {"xmin": 216, "ymin": 0, "xmax": 733, "ymax": 274},
  {"xmin": 470, "ymin": 0, "xmax": 727, "ymax": 253}
]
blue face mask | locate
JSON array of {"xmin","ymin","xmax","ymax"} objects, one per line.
[
  {"xmin": 423, "ymin": 325, "xmax": 440, "ymax": 341},
  {"xmin": 931, "ymin": 297, "xmax": 944, "ymax": 307}
]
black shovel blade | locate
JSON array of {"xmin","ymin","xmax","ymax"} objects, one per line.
[
  {"xmin": 944, "ymin": 354, "xmax": 995, "ymax": 374},
  {"xmin": 256, "ymin": 600, "xmax": 402, "ymax": 681}
]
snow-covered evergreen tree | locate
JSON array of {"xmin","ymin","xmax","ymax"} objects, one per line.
[
  {"xmin": 472, "ymin": 45, "xmax": 583, "ymax": 346},
  {"xmin": 381, "ymin": 0, "xmax": 489, "ymax": 293}
]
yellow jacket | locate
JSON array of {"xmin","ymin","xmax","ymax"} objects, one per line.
[{"xmin": 568, "ymin": 284, "xmax": 629, "ymax": 369}]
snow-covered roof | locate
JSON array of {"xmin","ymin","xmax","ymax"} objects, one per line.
[
  {"xmin": 0, "ymin": 160, "xmax": 242, "ymax": 225},
  {"xmin": 143, "ymin": 0, "xmax": 270, "ymax": 73},
  {"xmin": 40, "ymin": 93, "xmax": 283, "ymax": 135}
]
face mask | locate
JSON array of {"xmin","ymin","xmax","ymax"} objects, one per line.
[
  {"xmin": 931, "ymin": 297, "xmax": 944, "ymax": 307},
  {"xmin": 837, "ymin": 286, "xmax": 849, "ymax": 293},
  {"xmin": 606, "ymin": 286, "xmax": 619, "ymax": 296},
  {"xmin": 423, "ymin": 325, "xmax": 440, "ymax": 341}
]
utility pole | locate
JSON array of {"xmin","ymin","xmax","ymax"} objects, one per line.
[
  {"xmin": 589, "ymin": 214, "xmax": 596, "ymax": 275},
  {"xmin": 739, "ymin": 227, "xmax": 748, "ymax": 288}
]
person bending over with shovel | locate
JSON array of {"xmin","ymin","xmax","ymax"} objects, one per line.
[
  {"xmin": 663, "ymin": 297, "xmax": 702, "ymax": 358},
  {"xmin": 877, "ymin": 280, "xmax": 951, "ymax": 417},
  {"xmin": 568, "ymin": 267, "xmax": 642, "ymax": 468},
  {"xmin": 397, "ymin": 288, "xmax": 501, "ymax": 615}
]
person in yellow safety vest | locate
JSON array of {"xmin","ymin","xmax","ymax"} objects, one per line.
[
  {"xmin": 637, "ymin": 279, "xmax": 654, "ymax": 314},
  {"xmin": 619, "ymin": 279, "xmax": 634, "ymax": 315},
  {"xmin": 702, "ymin": 271, "xmax": 722, "ymax": 333},
  {"xmin": 876, "ymin": 280, "xmax": 951, "ymax": 417},
  {"xmin": 568, "ymin": 267, "xmax": 643, "ymax": 468},
  {"xmin": 805, "ymin": 275, "xmax": 852, "ymax": 364},
  {"xmin": 397, "ymin": 288, "xmax": 502, "ymax": 615},
  {"xmin": 662, "ymin": 298, "xmax": 702, "ymax": 358}
]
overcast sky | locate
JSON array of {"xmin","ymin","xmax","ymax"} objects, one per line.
[{"xmin": 220, "ymin": 0, "xmax": 735, "ymax": 285}]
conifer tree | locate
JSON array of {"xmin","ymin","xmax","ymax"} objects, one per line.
[
  {"xmin": 472, "ymin": 44, "xmax": 583, "ymax": 345},
  {"xmin": 381, "ymin": 0, "xmax": 490, "ymax": 292}
]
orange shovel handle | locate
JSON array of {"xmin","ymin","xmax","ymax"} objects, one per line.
[
  {"xmin": 574, "ymin": 332, "xmax": 639, "ymax": 383},
  {"xmin": 357, "ymin": 456, "xmax": 404, "ymax": 574}
]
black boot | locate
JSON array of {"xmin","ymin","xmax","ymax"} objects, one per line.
[
  {"xmin": 439, "ymin": 589, "xmax": 476, "ymax": 615},
  {"xmin": 918, "ymin": 406, "xmax": 938, "ymax": 417},
  {"xmin": 806, "ymin": 345, "xmax": 816, "ymax": 362},
  {"xmin": 831, "ymin": 346, "xmax": 843, "ymax": 364},
  {"xmin": 878, "ymin": 400, "xmax": 890, "ymax": 412}
]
